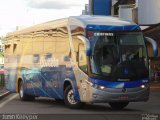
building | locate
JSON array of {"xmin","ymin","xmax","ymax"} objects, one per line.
[
  {"xmin": 0, "ymin": 37, "xmax": 4, "ymax": 75},
  {"xmin": 114, "ymin": 0, "xmax": 160, "ymax": 81},
  {"xmin": 143, "ymin": 23, "xmax": 160, "ymax": 76}
]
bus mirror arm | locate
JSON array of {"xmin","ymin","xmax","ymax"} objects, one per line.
[
  {"xmin": 77, "ymin": 35, "xmax": 91, "ymax": 56},
  {"xmin": 145, "ymin": 37, "xmax": 158, "ymax": 57}
]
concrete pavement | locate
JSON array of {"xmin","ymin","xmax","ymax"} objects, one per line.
[{"xmin": 0, "ymin": 88, "xmax": 10, "ymax": 99}]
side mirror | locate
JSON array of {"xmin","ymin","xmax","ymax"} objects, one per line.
[
  {"xmin": 145, "ymin": 37, "xmax": 158, "ymax": 57},
  {"xmin": 77, "ymin": 36, "xmax": 91, "ymax": 56}
]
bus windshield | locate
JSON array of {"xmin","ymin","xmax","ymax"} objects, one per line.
[{"xmin": 89, "ymin": 32, "xmax": 148, "ymax": 81}]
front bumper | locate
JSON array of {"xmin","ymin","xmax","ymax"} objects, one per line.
[{"xmin": 87, "ymin": 85, "xmax": 149, "ymax": 103}]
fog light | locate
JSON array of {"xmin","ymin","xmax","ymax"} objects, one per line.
[
  {"xmin": 93, "ymin": 94, "xmax": 98, "ymax": 98},
  {"xmin": 100, "ymin": 86, "xmax": 105, "ymax": 90}
]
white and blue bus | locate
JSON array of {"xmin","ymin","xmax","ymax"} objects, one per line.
[{"xmin": 5, "ymin": 16, "xmax": 152, "ymax": 109}]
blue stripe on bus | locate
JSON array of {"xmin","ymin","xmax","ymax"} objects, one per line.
[
  {"xmin": 89, "ymin": 78, "xmax": 149, "ymax": 88},
  {"xmin": 19, "ymin": 66, "xmax": 80, "ymax": 101},
  {"xmin": 86, "ymin": 25, "xmax": 140, "ymax": 31}
]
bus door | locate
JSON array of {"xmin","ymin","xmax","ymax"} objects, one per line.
[
  {"xmin": 73, "ymin": 37, "xmax": 90, "ymax": 102},
  {"xmin": 77, "ymin": 43, "xmax": 90, "ymax": 101}
]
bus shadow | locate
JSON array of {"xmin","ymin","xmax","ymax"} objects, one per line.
[
  {"xmin": 34, "ymin": 97, "xmax": 65, "ymax": 107},
  {"xmin": 83, "ymin": 103, "xmax": 142, "ymax": 112},
  {"xmin": 33, "ymin": 97, "xmax": 142, "ymax": 112}
]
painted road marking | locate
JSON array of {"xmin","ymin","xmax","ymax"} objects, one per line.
[
  {"xmin": 0, "ymin": 94, "xmax": 18, "ymax": 108},
  {"xmin": 0, "ymin": 91, "xmax": 10, "ymax": 98}
]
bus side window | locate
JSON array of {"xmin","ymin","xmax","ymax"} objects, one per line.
[
  {"xmin": 13, "ymin": 43, "xmax": 17, "ymax": 54},
  {"xmin": 78, "ymin": 44, "xmax": 87, "ymax": 73},
  {"xmin": 5, "ymin": 39, "xmax": 13, "ymax": 55},
  {"xmin": 33, "ymin": 54, "xmax": 40, "ymax": 63},
  {"xmin": 45, "ymin": 54, "xmax": 52, "ymax": 61},
  {"xmin": 63, "ymin": 50, "xmax": 71, "ymax": 62},
  {"xmin": 5, "ymin": 45, "xmax": 9, "ymax": 55},
  {"xmin": 64, "ymin": 56, "xmax": 70, "ymax": 62},
  {"xmin": 13, "ymin": 38, "xmax": 21, "ymax": 55}
]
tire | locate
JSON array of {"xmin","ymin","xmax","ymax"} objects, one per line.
[
  {"xmin": 19, "ymin": 81, "xmax": 35, "ymax": 101},
  {"xmin": 64, "ymin": 85, "xmax": 84, "ymax": 109},
  {"xmin": 109, "ymin": 102, "xmax": 129, "ymax": 110}
]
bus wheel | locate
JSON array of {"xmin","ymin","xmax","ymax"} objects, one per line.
[
  {"xmin": 19, "ymin": 81, "xmax": 35, "ymax": 101},
  {"xmin": 64, "ymin": 85, "xmax": 84, "ymax": 109},
  {"xmin": 109, "ymin": 102, "xmax": 129, "ymax": 110}
]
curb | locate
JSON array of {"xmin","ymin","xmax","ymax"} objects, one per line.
[{"xmin": 0, "ymin": 91, "xmax": 11, "ymax": 99}]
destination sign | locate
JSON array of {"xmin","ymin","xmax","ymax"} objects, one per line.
[{"xmin": 94, "ymin": 33, "xmax": 114, "ymax": 36}]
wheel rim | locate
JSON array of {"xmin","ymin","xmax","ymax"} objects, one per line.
[
  {"xmin": 19, "ymin": 84, "xmax": 24, "ymax": 98},
  {"xmin": 67, "ymin": 89, "xmax": 77, "ymax": 105}
]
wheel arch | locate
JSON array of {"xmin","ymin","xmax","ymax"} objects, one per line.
[
  {"xmin": 16, "ymin": 77, "xmax": 23, "ymax": 93},
  {"xmin": 63, "ymin": 80, "xmax": 72, "ymax": 92},
  {"xmin": 63, "ymin": 79, "xmax": 80, "ymax": 101}
]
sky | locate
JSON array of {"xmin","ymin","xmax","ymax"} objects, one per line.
[{"xmin": 0, "ymin": 0, "xmax": 88, "ymax": 36}]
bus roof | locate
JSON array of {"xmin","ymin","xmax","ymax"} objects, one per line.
[
  {"xmin": 6, "ymin": 15, "xmax": 139, "ymax": 37},
  {"xmin": 6, "ymin": 18, "xmax": 68, "ymax": 37},
  {"xmin": 69, "ymin": 15, "xmax": 138, "ymax": 27}
]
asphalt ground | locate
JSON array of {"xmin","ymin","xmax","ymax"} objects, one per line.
[{"xmin": 0, "ymin": 85, "xmax": 160, "ymax": 120}]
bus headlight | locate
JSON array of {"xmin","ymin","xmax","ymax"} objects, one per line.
[
  {"xmin": 140, "ymin": 84, "xmax": 146, "ymax": 89},
  {"xmin": 93, "ymin": 84, "xmax": 106, "ymax": 90},
  {"xmin": 86, "ymin": 80, "xmax": 107, "ymax": 90}
]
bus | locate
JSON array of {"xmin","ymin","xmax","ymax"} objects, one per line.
[{"xmin": 5, "ymin": 16, "xmax": 152, "ymax": 109}]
